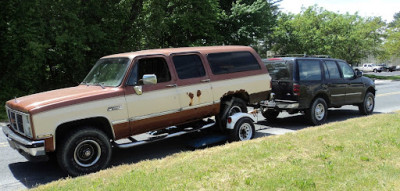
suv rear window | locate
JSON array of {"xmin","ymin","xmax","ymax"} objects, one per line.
[
  {"xmin": 207, "ymin": 51, "xmax": 260, "ymax": 75},
  {"xmin": 298, "ymin": 60, "xmax": 322, "ymax": 81},
  {"xmin": 263, "ymin": 60, "xmax": 291, "ymax": 80}
]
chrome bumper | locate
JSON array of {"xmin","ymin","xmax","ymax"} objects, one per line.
[
  {"xmin": 2, "ymin": 124, "xmax": 46, "ymax": 157},
  {"xmin": 260, "ymin": 100, "xmax": 300, "ymax": 109}
]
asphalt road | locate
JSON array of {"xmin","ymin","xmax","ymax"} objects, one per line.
[{"xmin": 1, "ymin": 79, "xmax": 400, "ymax": 190}]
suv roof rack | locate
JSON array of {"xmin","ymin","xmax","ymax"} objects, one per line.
[{"xmin": 270, "ymin": 54, "xmax": 331, "ymax": 58}]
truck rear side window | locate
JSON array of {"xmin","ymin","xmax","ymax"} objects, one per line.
[
  {"xmin": 207, "ymin": 51, "xmax": 260, "ymax": 75},
  {"xmin": 298, "ymin": 60, "xmax": 322, "ymax": 81},
  {"xmin": 263, "ymin": 61, "xmax": 291, "ymax": 80},
  {"xmin": 172, "ymin": 54, "xmax": 206, "ymax": 79}
]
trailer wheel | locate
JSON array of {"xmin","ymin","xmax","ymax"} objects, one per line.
[
  {"xmin": 229, "ymin": 117, "xmax": 255, "ymax": 142},
  {"xmin": 57, "ymin": 127, "xmax": 112, "ymax": 176}
]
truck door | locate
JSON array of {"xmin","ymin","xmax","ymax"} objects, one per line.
[
  {"xmin": 124, "ymin": 56, "xmax": 181, "ymax": 135},
  {"xmin": 322, "ymin": 61, "xmax": 346, "ymax": 106},
  {"xmin": 338, "ymin": 61, "xmax": 364, "ymax": 104},
  {"xmin": 170, "ymin": 53, "xmax": 217, "ymax": 121}
]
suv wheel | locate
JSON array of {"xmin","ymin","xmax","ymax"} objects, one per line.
[
  {"xmin": 229, "ymin": 117, "xmax": 255, "ymax": 142},
  {"xmin": 57, "ymin": 127, "xmax": 112, "ymax": 176},
  {"xmin": 373, "ymin": 69, "xmax": 377, "ymax": 73},
  {"xmin": 306, "ymin": 98, "xmax": 328, "ymax": 126},
  {"xmin": 261, "ymin": 109, "xmax": 280, "ymax": 122},
  {"xmin": 359, "ymin": 92, "xmax": 374, "ymax": 115}
]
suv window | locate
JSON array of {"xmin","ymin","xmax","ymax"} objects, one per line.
[
  {"xmin": 298, "ymin": 60, "xmax": 322, "ymax": 81},
  {"xmin": 127, "ymin": 57, "xmax": 171, "ymax": 85},
  {"xmin": 172, "ymin": 54, "xmax": 206, "ymax": 79},
  {"xmin": 338, "ymin": 61, "xmax": 354, "ymax": 79},
  {"xmin": 207, "ymin": 51, "xmax": 260, "ymax": 75},
  {"xmin": 324, "ymin": 61, "xmax": 341, "ymax": 79},
  {"xmin": 264, "ymin": 60, "xmax": 291, "ymax": 80}
]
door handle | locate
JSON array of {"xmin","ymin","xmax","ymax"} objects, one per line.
[
  {"xmin": 166, "ymin": 84, "xmax": 177, "ymax": 87},
  {"xmin": 201, "ymin": 79, "xmax": 210, "ymax": 83}
]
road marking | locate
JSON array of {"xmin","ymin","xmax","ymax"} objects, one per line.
[
  {"xmin": 0, "ymin": 142, "xmax": 9, "ymax": 148},
  {"xmin": 377, "ymin": 91, "xmax": 400, "ymax": 97}
]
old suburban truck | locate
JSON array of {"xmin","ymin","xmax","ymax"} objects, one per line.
[{"xmin": 3, "ymin": 46, "xmax": 271, "ymax": 176}]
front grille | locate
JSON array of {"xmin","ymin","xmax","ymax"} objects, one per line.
[{"xmin": 6, "ymin": 108, "xmax": 26, "ymax": 135}]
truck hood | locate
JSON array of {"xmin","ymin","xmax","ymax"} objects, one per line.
[{"xmin": 6, "ymin": 85, "xmax": 124, "ymax": 114}]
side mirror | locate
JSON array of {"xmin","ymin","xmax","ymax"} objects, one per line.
[
  {"xmin": 143, "ymin": 74, "xmax": 157, "ymax": 85},
  {"xmin": 356, "ymin": 70, "xmax": 363, "ymax": 78}
]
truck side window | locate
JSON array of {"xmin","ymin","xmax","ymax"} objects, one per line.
[
  {"xmin": 298, "ymin": 60, "xmax": 321, "ymax": 81},
  {"xmin": 127, "ymin": 57, "xmax": 171, "ymax": 85},
  {"xmin": 207, "ymin": 51, "xmax": 260, "ymax": 75},
  {"xmin": 338, "ymin": 61, "xmax": 355, "ymax": 79},
  {"xmin": 324, "ymin": 61, "xmax": 341, "ymax": 79},
  {"xmin": 172, "ymin": 54, "xmax": 205, "ymax": 79}
]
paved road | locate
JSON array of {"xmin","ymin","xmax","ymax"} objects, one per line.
[{"xmin": 1, "ymin": 79, "xmax": 400, "ymax": 190}]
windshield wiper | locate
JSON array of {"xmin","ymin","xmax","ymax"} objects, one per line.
[{"xmin": 81, "ymin": 81, "xmax": 89, "ymax": 86}]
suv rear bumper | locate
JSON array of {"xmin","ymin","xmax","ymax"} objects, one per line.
[
  {"xmin": 260, "ymin": 99, "xmax": 299, "ymax": 109},
  {"xmin": 2, "ymin": 124, "xmax": 48, "ymax": 161}
]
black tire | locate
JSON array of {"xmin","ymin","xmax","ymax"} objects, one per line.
[
  {"xmin": 373, "ymin": 69, "xmax": 377, "ymax": 73},
  {"xmin": 261, "ymin": 109, "xmax": 280, "ymax": 122},
  {"xmin": 306, "ymin": 98, "xmax": 328, "ymax": 126},
  {"xmin": 358, "ymin": 92, "xmax": 375, "ymax": 115},
  {"xmin": 217, "ymin": 98, "xmax": 247, "ymax": 131},
  {"xmin": 57, "ymin": 127, "xmax": 112, "ymax": 176},
  {"xmin": 229, "ymin": 117, "xmax": 255, "ymax": 142}
]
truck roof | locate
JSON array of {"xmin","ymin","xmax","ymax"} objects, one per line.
[{"xmin": 102, "ymin": 46, "xmax": 254, "ymax": 59}]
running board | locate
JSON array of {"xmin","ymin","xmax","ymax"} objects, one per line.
[{"xmin": 113, "ymin": 122, "xmax": 215, "ymax": 149}]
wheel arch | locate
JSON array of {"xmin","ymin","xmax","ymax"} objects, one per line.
[
  {"xmin": 55, "ymin": 117, "xmax": 114, "ymax": 150},
  {"xmin": 312, "ymin": 92, "xmax": 331, "ymax": 108},
  {"xmin": 220, "ymin": 90, "xmax": 250, "ymax": 104}
]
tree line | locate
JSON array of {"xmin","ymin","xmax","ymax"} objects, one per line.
[{"xmin": 0, "ymin": 0, "xmax": 399, "ymax": 108}]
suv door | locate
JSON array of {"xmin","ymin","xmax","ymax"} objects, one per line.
[
  {"xmin": 322, "ymin": 60, "xmax": 346, "ymax": 106},
  {"xmin": 170, "ymin": 53, "xmax": 217, "ymax": 120},
  {"xmin": 124, "ymin": 56, "xmax": 181, "ymax": 135},
  {"xmin": 337, "ymin": 61, "xmax": 364, "ymax": 104},
  {"xmin": 297, "ymin": 59, "xmax": 324, "ymax": 108}
]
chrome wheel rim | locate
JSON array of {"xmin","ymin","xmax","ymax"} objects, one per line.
[
  {"xmin": 315, "ymin": 103, "xmax": 325, "ymax": 121},
  {"xmin": 74, "ymin": 140, "xmax": 101, "ymax": 167},
  {"xmin": 238, "ymin": 123, "xmax": 253, "ymax": 140},
  {"xmin": 366, "ymin": 96, "xmax": 374, "ymax": 111},
  {"xmin": 228, "ymin": 106, "xmax": 242, "ymax": 116}
]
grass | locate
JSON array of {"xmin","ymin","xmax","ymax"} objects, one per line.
[
  {"xmin": 364, "ymin": 74, "xmax": 400, "ymax": 80},
  {"xmin": 34, "ymin": 112, "xmax": 400, "ymax": 190}
]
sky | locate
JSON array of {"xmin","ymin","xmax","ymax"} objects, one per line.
[{"xmin": 278, "ymin": 0, "xmax": 400, "ymax": 22}]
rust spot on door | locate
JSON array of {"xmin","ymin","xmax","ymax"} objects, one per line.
[
  {"xmin": 197, "ymin": 90, "xmax": 201, "ymax": 97},
  {"xmin": 187, "ymin": 92, "xmax": 194, "ymax": 106}
]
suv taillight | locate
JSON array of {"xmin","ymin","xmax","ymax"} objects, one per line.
[{"xmin": 293, "ymin": 84, "xmax": 300, "ymax": 96}]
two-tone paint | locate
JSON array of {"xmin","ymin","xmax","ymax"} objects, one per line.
[{"xmin": 5, "ymin": 46, "xmax": 271, "ymax": 153}]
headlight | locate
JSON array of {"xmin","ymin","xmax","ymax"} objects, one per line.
[{"xmin": 22, "ymin": 114, "xmax": 33, "ymax": 138}]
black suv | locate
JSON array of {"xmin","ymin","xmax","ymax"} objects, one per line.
[{"xmin": 261, "ymin": 57, "xmax": 376, "ymax": 125}]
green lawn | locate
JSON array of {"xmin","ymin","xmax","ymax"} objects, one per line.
[
  {"xmin": 364, "ymin": 74, "xmax": 400, "ymax": 81},
  {"xmin": 34, "ymin": 112, "xmax": 400, "ymax": 190}
]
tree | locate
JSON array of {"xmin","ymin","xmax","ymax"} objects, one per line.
[
  {"xmin": 382, "ymin": 12, "xmax": 400, "ymax": 59},
  {"xmin": 270, "ymin": 6, "xmax": 385, "ymax": 65}
]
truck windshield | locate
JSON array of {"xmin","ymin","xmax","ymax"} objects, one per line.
[{"xmin": 82, "ymin": 57, "xmax": 130, "ymax": 87}]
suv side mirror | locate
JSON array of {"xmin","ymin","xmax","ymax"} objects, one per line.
[
  {"xmin": 143, "ymin": 74, "xmax": 157, "ymax": 85},
  {"xmin": 356, "ymin": 70, "xmax": 363, "ymax": 78}
]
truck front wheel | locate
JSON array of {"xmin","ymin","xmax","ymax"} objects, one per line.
[{"xmin": 57, "ymin": 127, "xmax": 112, "ymax": 176}]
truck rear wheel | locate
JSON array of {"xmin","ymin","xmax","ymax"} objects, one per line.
[
  {"xmin": 306, "ymin": 98, "xmax": 328, "ymax": 126},
  {"xmin": 229, "ymin": 117, "xmax": 255, "ymax": 142},
  {"xmin": 218, "ymin": 98, "xmax": 247, "ymax": 131},
  {"xmin": 57, "ymin": 127, "xmax": 112, "ymax": 176}
]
